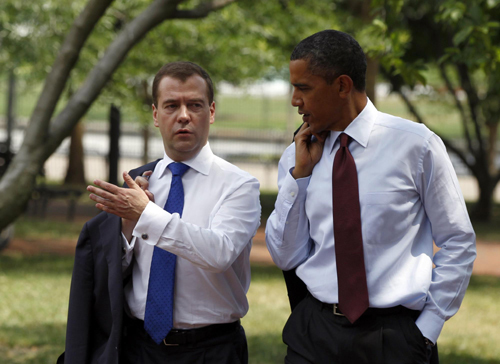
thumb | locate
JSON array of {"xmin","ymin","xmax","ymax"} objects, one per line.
[{"xmin": 123, "ymin": 171, "xmax": 139, "ymax": 189}]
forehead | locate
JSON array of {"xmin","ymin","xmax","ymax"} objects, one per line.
[
  {"xmin": 289, "ymin": 59, "xmax": 325, "ymax": 85},
  {"xmin": 157, "ymin": 75, "xmax": 209, "ymax": 102}
]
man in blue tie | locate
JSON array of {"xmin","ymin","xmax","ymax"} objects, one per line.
[{"xmin": 60, "ymin": 61, "xmax": 261, "ymax": 364}]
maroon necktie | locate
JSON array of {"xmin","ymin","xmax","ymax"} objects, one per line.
[{"xmin": 332, "ymin": 133, "xmax": 369, "ymax": 323}]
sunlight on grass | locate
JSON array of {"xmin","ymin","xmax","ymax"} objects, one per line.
[
  {"xmin": 0, "ymin": 256, "xmax": 73, "ymax": 364},
  {"xmin": 439, "ymin": 275, "xmax": 500, "ymax": 364},
  {"xmin": 0, "ymin": 255, "xmax": 499, "ymax": 364},
  {"xmin": 243, "ymin": 265, "xmax": 289, "ymax": 363}
]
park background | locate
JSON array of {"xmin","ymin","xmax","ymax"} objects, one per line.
[{"xmin": 1, "ymin": 0, "xmax": 500, "ymax": 363}]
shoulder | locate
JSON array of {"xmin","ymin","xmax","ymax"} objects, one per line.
[
  {"xmin": 374, "ymin": 111, "xmax": 434, "ymax": 141},
  {"xmin": 211, "ymin": 155, "xmax": 259, "ymax": 185},
  {"xmin": 128, "ymin": 159, "xmax": 161, "ymax": 179}
]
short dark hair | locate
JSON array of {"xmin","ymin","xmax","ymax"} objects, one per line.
[
  {"xmin": 290, "ymin": 30, "xmax": 367, "ymax": 92},
  {"xmin": 152, "ymin": 61, "xmax": 214, "ymax": 107}
]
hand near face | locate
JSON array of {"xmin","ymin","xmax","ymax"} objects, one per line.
[
  {"xmin": 88, "ymin": 172, "xmax": 150, "ymax": 221},
  {"xmin": 292, "ymin": 122, "xmax": 327, "ymax": 179}
]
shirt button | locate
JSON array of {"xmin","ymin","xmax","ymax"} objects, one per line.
[
  {"xmin": 290, "ymin": 191, "xmax": 296, "ymax": 197},
  {"xmin": 141, "ymin": 233, "xmax": 149, "ymax": 240}
]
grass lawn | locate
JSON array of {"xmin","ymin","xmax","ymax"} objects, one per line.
[{"xmin": 0, "ymin": 253, "xmax": 499, "ymax": 364}]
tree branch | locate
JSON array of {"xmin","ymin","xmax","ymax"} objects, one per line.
[
  {"xmin": 438, "ymin": 63, "xmax": 474, "ymax": 156},
  {"xmin": 23, "ymin": 0, "xmax": 115, "ymax": 150},
  {"xmin": 46, "ymin": 0, "xmax": 182, "ymax": 156},
  {"xmin": 174, "ymin": 0, "xmax": 237, "ymax": 19},
  {"xmin": 457, "ymin": 63, "xmax": 486, "ymax": 158}
]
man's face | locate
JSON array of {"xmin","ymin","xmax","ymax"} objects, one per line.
[
  {"xmin": 289, "ymin": 59, "xmax": 343, "ymax": 134},
  {"xmin": 153, "ymin": 75, "xmax": 215, "ymax": 161}
]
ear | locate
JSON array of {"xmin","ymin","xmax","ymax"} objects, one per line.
[
  {"xmin": 337, "ymin": 75, "xmax": 354, "ymax": 98},
  {"xmin": 209, "ymin": 101, "xmax": 215, "ymax": 125},
  {"xmin": 152, "ymin": 104, "xmax": 159, "ymax": 127}
]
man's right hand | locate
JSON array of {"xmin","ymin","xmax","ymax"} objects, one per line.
[
  {"xmin": 292, "ymin": 123, "xmax": 327, "ymax": 179},
  {"xmin": 121, "ymin": 170, "xmax": 154, "ymax": 242}
]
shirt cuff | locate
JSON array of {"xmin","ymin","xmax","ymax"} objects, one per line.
[
  {"xmin": 415, "ymin": 308, "xmax": 445, "ymax": 344},
  {"xmin": 132, "ymin": 201, "xmax": 174, "ymax": 246},
  {"xmin": 281, "ymin": 167, "xmax": 309, "ymax": 202},
  {"xmin": 121, "ymin": 232, "xmax": 136, "ymax": 252},
  {"xmin": 275, "ymin": 169, "xmax": 309, "ymax": 239}
]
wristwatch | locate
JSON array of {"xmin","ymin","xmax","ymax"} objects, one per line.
[{"xmin": 424, "ymin": 337, "xmax": 435, "ymax": 347}]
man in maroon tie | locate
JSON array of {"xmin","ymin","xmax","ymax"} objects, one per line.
[{"xmin": 266, "ymin": 30, "xmax": 476, "ymax": 364}]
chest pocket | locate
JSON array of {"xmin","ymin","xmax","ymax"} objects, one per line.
[{"xmin": 360, "ymin": 192, "xmax": 411, "ymax": 245}]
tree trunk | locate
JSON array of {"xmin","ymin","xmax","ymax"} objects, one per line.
[
  {"xmin": 366, "ymin": 57, "xmax": 378, "ymax": 105},
  {"xmin": 6, "ymin": 69, "xmax": 16, "ymax": 151},
  {"xmin": 487, "ymin": 122, "xmax": 498, "ymax": 175},
  {"xmin": 142, "ymin": 124, "xmax": 150, "ymax": 165},
  {"xmin": 64, "ymin": 121, "xmax": 86, "ymax": 185},
  {"xmin": 108, "ymin": 104, "xmax": 121, "ymax": 185},
  {"xmin": 473, "ymin": 173, "xmax": 494, "ymax": 221}
]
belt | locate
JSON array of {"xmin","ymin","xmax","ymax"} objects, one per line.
[
  {"xmin": 162, "ymin": 320, "xmax": 241, "ymax": 346},
  {"xmin": 310, "ymin": 295, "xmax": 419, "ymax": 318}
]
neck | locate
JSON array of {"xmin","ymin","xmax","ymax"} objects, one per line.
[{"xmin": 336, "ymin": 92, "xmax": 368, "ymax": 131}]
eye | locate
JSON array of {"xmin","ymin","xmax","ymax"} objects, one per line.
[{"xmin": 190, "ymin": 103, "xmax": 203, "ymax": 110}]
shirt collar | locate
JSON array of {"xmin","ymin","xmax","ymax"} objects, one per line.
[
  {"xmin": 157, "ymin": 142, "xmax": 214, "ymax": 178},
  {"xmin": 327, "ymin": 97, "xmax": 377, "ymax": 154}
]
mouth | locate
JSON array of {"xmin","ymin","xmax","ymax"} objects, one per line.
[
  {"xmin": 299, "ymin": 111, "xmax": 310, "ymax": 121},
  {"xmin": 175, "ymin": 129, "xmax": 192, "ymax": 135}
]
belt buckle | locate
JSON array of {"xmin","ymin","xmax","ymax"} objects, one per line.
[
  {"xmin": 163, "ymin": 338, "xmax": 179, "ymax": 346},
  {"xmin": 333, "ymin": 304, "xmax": 345, "ymax": 316}
]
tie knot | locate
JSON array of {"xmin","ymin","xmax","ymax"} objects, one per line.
[
  {"xmin": 340, "ymin": 133, "xmax": 350, "ymax": 147},
  {"xmin": 168, "ymin": 162, "xmax": 189, "ymax": 177}
]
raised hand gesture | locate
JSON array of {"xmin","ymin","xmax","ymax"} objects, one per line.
[{"xmin": 292, "ymin": 122, "xmax": 328, "ymax": 179}]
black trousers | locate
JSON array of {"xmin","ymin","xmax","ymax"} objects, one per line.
[
  {"xmin": 283, "ymin": 295, "xmax": 437, "ymax": 364},
  {"xmin": 122, "ymin": 315, "xmax": 248, "ymax": 364}
]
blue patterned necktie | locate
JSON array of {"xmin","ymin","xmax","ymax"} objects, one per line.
[{"xmin": 144, "ymin": 162, "xmax": 190, "ymax": 344}]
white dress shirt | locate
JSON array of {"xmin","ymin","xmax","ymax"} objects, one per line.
[
  {"xmin": 266, "ymin": 99, "xmax": 476, "ymax": 343},
  {"xmin": 122, "ymin": 143, "xmax": 261, "ymax": 329}
]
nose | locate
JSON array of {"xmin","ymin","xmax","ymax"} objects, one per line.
[
  {"xmin": 178, "ymin": 105, "xmax": 190, "ymax": 122},
  {"xmin": 291, "ymin": 90, "xmax": 302, "ymax": 107}
]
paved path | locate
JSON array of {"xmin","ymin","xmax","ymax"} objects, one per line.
[{"xmin": 3, "ymin": 227, "xmax": 499, "ymax": 276}]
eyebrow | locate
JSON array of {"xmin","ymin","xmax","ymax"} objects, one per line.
[
  {"xmin": 292, "ymin": 83, "xmax": 309, "ymax": 88},
  {"xmin": 161, "ymin": 98, "xmax": 206, "ymax": 106}
]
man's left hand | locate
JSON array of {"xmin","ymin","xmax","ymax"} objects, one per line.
[{"xmin": 88, "ymin": 171, "xmax": 150, "ymax": 221}]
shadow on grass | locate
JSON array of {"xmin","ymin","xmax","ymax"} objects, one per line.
[
  {"xmin": 251, "ymin": 264, "xmax": 284, "ymax": 281},
  {"xmin": 247, "ymin": 332, "xmax": 286, "ymax": 364},
  {"xmin": 440, "ymin": 352, "xmax": 500, "ymax": 364},
  {"xmin": 467, "ymin": 275, "xmax": 500, "ymax": 291},
  {"xmin": 0, "ymin": 322, "xmax": 65, "ymax": 364},
  {"xmin": 0, "ymin": 255, "xmax": 74, "ymax": 275}
]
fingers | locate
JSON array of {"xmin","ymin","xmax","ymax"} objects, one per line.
[
  {"xmin": 311, "ymin": 130, "xmax": 328, "ymax": 144},
  {"xmin": 135, "ymin": 176, "xmax": 150, "ymax": 190},
  {"xmin": 87, "ymin": 184, "xmax": 116, "ymax": 202},
  {"xmin": 123, "ymin": 172, "xmax": 140, "ymax": 189},
  {"xmin": 92, "ymin": 179, "xmax": 121, "ymax": 194},
  {"xmin": 145, "ymin": 190, "xmax": 155, "ymax": 202}
]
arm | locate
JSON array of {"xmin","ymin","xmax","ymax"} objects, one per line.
[
  {"xmin": 265, "ymin": 146, "xmax": 313, "ymax": 270},
  {"xmin": 134, "ymin": 178, "xmax": 261, "ymax": 273},
  {"xmin": 415, "ymin": 134, "xmax": 476, "ymax": 343}
]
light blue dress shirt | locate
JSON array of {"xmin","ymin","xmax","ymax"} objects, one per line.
[{"xmin": 266, "ymin": 99, "xmax": 476, "ymax": 344}]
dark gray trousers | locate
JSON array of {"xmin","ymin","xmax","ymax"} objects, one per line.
[{"xmin": 283, "ymin": 295, "xmax": 437, "ymax": 364}]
